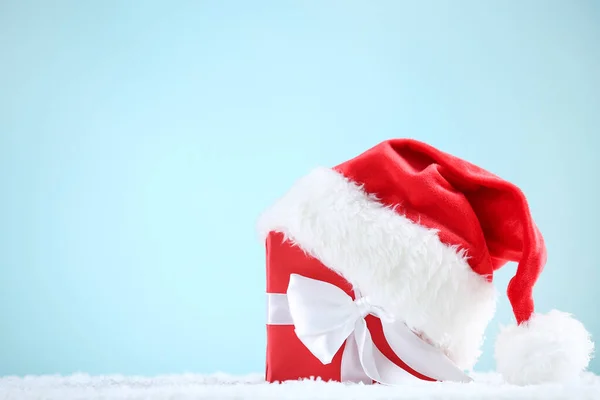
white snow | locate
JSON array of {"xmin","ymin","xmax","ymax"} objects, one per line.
[{"xmin": 1, "ymin": 372, "xmax": 599, "ymax": 400}]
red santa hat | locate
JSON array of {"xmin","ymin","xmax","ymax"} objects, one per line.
[{"xmin": 258, "ymin": 138, "xmax": 594, "ymax": 385}]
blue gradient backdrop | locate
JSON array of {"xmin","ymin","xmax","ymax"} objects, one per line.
[{"xmin": 1, "ymin": 0, "xmax": 599, "ymax": 377}]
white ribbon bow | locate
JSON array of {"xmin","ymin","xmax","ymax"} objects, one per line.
[{"xmin": 267, "ymin": 274, "xmax": 472, "ymax": 384}]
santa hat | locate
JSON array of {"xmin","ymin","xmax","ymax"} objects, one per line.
[{"xmin": 258, "ymin": 138, "xmax": 594, "ymax": 385}]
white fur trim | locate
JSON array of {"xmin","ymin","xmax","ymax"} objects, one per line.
[
  {"xmin": 495, "ymin": 310, "xmax": 594, "ymax": 385},
  {"xmin": 258, "ymin": 167, "xmax": 497, "ymax": 370}
]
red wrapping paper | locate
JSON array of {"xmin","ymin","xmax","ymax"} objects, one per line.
[{"xmin": 265, "ymin": 231, "xmax": 435, "ymax": 383}]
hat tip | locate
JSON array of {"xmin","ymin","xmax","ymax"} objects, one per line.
[{"xmin": 494, "ymin": 310, "xmax": 594, "ymax": 385}]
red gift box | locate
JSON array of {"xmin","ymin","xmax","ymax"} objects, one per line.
[{"xmin": 264, "ymin": 231, "xmax": 438, "ymax": 384}]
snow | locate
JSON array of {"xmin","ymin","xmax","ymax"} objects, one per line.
[{"xmin": 1, "ymin": 372, "xmax": 599, "ymax": 400}]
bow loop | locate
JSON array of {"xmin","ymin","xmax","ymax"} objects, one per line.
[{"xmin": 287, "ymin": 274, "xmax": 361, "ymax": 364}]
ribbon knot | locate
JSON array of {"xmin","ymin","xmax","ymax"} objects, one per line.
[{"xmin": 354, "ymin": 296, "xmax": 393, "ymax": 321}]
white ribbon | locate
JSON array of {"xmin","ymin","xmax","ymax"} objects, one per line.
[{"xmin": 267, "ymin": 274, "xmax": 472, "ymax": 384}]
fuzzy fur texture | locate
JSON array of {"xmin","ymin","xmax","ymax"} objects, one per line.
[
  {"xmin": 258, "ymin": 167, "xmax": 497, "ymax": 370},
  {"xmin": 495, "ymin": 310, "xmax": 594, "ymax": 386}
]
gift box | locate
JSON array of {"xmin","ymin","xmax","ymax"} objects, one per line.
[{"xmin": 264, "ymin": 231, "xmax": 470, "ymax": 384}]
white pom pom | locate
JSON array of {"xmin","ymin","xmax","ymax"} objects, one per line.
[{"xmin": 495, "ymin": 310, "xmax": 594, "ymax": 385}]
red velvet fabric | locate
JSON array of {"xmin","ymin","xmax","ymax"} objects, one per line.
[
  {"xmin": 334, "ymin": 139, "xmax": 546, "ymax": 325},
  {"xmin": 265, "ymin": 232, "xmax": 435, "ymax": 383}
]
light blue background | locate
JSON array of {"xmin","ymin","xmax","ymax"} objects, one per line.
[{"xmin": 1, "ymin": 0, "xmax": 599, "ymax": 377}]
